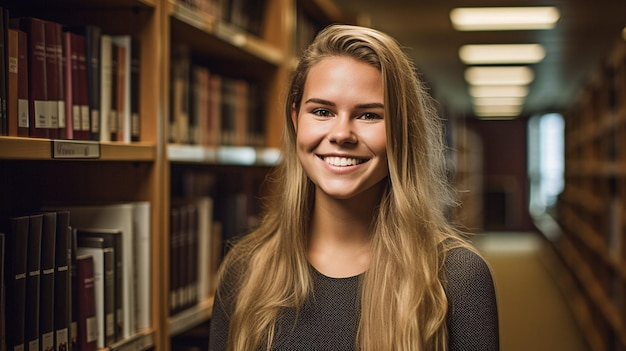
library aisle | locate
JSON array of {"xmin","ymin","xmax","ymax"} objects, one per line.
[{"xmin": 474, "ymin": 232, "xmax": 589, "ymax": 351}]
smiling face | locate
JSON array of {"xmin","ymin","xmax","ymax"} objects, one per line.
[{"xmin": 292, "ymin": 56, "xmax": 388, "ymax": 201}]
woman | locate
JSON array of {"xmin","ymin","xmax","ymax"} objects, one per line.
[{"xmin": 209, "ymin": 24, "xmax": 499, "ymax": 350}]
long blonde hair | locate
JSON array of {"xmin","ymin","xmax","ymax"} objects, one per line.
[{"xmin": 216, "ymin": 24, "xmax": 471, "ymax": 351}]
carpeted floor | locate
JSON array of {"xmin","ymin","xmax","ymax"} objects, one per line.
[{"xmin": 474, "ymin": 232, "xmax": 590, "ymax": 351}]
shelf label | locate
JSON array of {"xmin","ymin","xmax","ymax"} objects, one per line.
[{"xmin": 51, "ymin": 140, "xmax": 101, "ymax": 159}]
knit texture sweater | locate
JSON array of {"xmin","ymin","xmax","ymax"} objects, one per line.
[{"xmin": 208, "ymin": 247, "xmax": 499, "ymax": 350}]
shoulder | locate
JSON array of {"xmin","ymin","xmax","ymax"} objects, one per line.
[
  {"xmin": 443, "ymin": 247, "xmax": 500, "ymax": 350},
  {"xmin": 442, "ymin": 246, "xmax": 497, "ymax": 320}
]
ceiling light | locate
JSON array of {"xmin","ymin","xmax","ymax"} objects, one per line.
[
  {"xmin": 465, "ymin": 66, "xmax": 534, "ymax": 85},
  {"xmin": 450, "ymin": 7, "xmax": 560, "ymax": 31},
  {"xmin": 474, "ymin": 105, "xmax": 522, "ymax": 118},
  {"xmin": 473, "ymin": 97, "xmax": 525, "ymax": 106},
  {"xmin": 459, "ymin": 44, "xmax": 546, "ymax": 64},
  {"xmin": 469, "ymin": 85, "xmax": 529, "ymax": 98}
]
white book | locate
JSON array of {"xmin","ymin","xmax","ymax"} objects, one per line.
[
  {"xmin": 99, "ymin": 35, "xmax": 112, "ymax": 142},
  {"xmin": 195, "ymin": 196, "xmax": 214, "ymax": 301},
  {"xmin": 133, "ymin": 201, "xmax": 151, "ymax": 330}
]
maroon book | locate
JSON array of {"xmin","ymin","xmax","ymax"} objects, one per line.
[
  {"xmin": 44, "ymin": 20, "xmax": 61, "ymax": 139},
  {"xmin": 16, "ymin": 29, "xmax": 29, "ymax": 137},
  {"xmin": 76, "ymin": 255, "xmax": 97, "ymax": 351},
  {"xmin": 13, "ymin": 17, "xmax": 49, "ymax": 138}
]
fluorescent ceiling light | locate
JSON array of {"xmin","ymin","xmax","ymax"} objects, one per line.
[
  {"xmin": 465, "ymin": 66, "xmax": 534, "ymax": 85},
  {"xmin": 473, "ymin": 97, "xmax": 525, "ymax": 106},
  {"xmin": 450, "ymin": 7, "xmax": 560, "ymax": 31},
  {"xmin": 469, "ymin": 85, "xmax": 529, "ymax": 98},
  {"xmin": 459, "ymin": 44, "xmax": 546, "ymax": 64}
]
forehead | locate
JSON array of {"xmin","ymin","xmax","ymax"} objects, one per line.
[{"xmin": 303, "ymin": 56, "xmax": 383, "ymax": 99}]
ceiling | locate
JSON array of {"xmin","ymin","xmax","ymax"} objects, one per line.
[{"xmin": 332, "ymin": 0, "xmax": 626, "ymax": 119}]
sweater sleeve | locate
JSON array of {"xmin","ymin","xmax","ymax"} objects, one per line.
[
  {"xmin": 208, "ymin": 261, "xmax": 239, "ymax": 351},
  {"xmin": 444, "ymin": 247, "xmax": 500, "ymax": 351}
]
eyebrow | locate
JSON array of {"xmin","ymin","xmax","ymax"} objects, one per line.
[{"xmin": 304, "ymin": 98, "xmax": 384, "ymax": 110}]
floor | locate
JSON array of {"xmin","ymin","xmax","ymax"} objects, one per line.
[{"xmin": 474, "ymin": 232, "xmax": 590, "ymax": 351}]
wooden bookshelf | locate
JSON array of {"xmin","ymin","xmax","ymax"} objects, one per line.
[{"xmin": 554, "ymin": 39, "xmax": 626, "ymax": 351}]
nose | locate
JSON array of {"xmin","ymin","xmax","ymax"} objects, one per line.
[{"xmin": 328, "ymin": 116, "xmax": 357, "ymax": 145}]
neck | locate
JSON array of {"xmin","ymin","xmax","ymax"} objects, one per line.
[{"xmin": 307, "ymin": 186, "xmax": 383, "ymax": 278}]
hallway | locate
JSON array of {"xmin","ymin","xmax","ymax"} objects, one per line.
[{"xmin": 475, "ymin": 232, "xmax": 590, "ymax": 351}]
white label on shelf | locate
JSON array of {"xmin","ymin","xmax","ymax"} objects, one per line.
[{"xmin": 52, "ymin": 140, "xmax": 101, "ymax": 159}]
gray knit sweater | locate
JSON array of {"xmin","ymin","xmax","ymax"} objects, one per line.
[{"xmin": 208, "ymin": 247, "xmax": 499, "ymax": 350}]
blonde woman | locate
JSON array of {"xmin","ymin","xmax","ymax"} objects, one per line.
[{"xmin": 209, "ymin": 24, "xmax": 499, "ymax": 351}]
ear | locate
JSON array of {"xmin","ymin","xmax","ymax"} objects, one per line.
[{"xmin": 291, "ymin": 103, "xmax": 298, "ymax": 133}]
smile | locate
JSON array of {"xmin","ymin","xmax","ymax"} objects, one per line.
[{"xmin": 320, "ymin": 156, "xmax": 367, "ymax": 167}]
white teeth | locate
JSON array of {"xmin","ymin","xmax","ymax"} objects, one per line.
[{"xmin": 323, "ymin": 156, "xmax": 363, "ymax": 166}]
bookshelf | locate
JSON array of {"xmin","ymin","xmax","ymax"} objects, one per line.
[
  {"xmin": 0, "ymin": 0, "xmax": 351, "ymax": 350},
  {"xmin": 552, "ymin": 39, "xmax": 626, "ymax": 351}
]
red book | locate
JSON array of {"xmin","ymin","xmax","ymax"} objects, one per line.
[
  {"xmin": 44, "ymin": 21, "xmax": 65, "ymax": 139},
  {"xmin": 76, "ymin": 255, "xmax": 97, "ymax": 351},
  {"xmin": 62, "ymin": 31, "xmax": 73, "ymax": 139},
  {"xmin": 13, "ymin": 17, "xmax": 49, "ymax": 138},
  {"xmin": 7, "ymin": 28, "xmax": 17, "ymax": 136},
  {"xmin": 16, "ymin": 29, "xmax": 29, "ymax": 137}
]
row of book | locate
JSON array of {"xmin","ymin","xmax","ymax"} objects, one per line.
[
  {"xmin": 169, "ymin": 196, "xmax": 221, "ymax": 315},
  {"xmin": 176, "ymin": 0, "xmax": 268, "ymax": 37},
  {"xmin": 0, "ymin": 8, "xmax": 141, "ymax": 142},
  {"xmin": 169, "ymin": 43, "xmax": 265, "ymax": 147},
  {"xmin": 1, "ymin": 202, "xmax": 151, "ymax": 351}
]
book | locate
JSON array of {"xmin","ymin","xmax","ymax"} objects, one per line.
[
  {"xmin": 195, "ymin": 196, "xmax": 214, "ymax": 301},
  {"xmin": 170, "ymin": 43, "xmax": 190, "ymax": 144},
  {"xmin": 99, "ymin": 34, "xmax": 112, "ymax": 142},
  {"xmin": 76, "ymin": 255, "xmax": 97, "ymax": 351},
  {"xmin": 76, "ymin": 233, "xmax": 115, "ymax": 347},
  {"xmin": 7, "ymin": 28, "xmax": 17, "ymax": 136},
  {"xmin": 16, "ymin": 29, "xmax": 28, "ymax": 137},
  {"xmin": 0, "ymin": 6, "xmax": 7, "ymax": 136},
  {"xmin": 39, "ymin": 212, "xmax": 57, "ymax": 351},
  {"xmin": 25, "ymin": 213, "xmax": 43, "ymax": 351},
  {"xmin": 54, "ymin": 211, "xmax": 71, "ymax": 351},
  {"xmin": 44, "ymin": 20, "xmax": 62, "ymax": 140},
  {"xmin": 61, "ymin": 31, "xmax": 74, "ymax": 140},
  {"xmin": 73, "ymin": 32, "xmax": 90, "ymax": 140},
  {"xmin": 111, "ymin": 35, "xmax": 131, "ymax": 142},
  {"xmin": 109, "ymin": 41, "xmax": 119, "ymax": 141},
  {"xmin": 133, "ymin": 201, "xmax": 151, "ymax": 330},
  {"xmin": 1, "ymin": 215, "xmax": 29, "ymax": 351},
  {"xmin": 12, "ymin": 17, "xmax": 49, "ymax": 138},
  {"xmin": 130, "ymin": 37, "xmax": 140, "ymax": 142},
  {"xmin": 71, "ymin": 228, "xmax": 122, "ymax": 342},
  {"xmin": 208, "ymin": 73, "xmax": 222, "ymax": 146},
  {"xmin": 44, "ymin": 203, "xmax": 136, "ymax": 339},
  {"xmin": 0, "ymin": 232, "xmax": 5, "ymax": 351},
  {"xmin": 78, "ymin": 26, "xmax": 102, "ymax": 141}
]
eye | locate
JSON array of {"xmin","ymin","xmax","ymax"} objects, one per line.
[
  {"xmin": 358, "ymin": 112, "xmax": 383, "ymax": 120},
  {"xmin": 312, "ymin": 108, "xmax": 333, "ymax": 117}
]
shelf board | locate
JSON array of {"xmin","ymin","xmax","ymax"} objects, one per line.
[
  {"xmin": 168, "ymin": 144, "xmax": 281, "ymax": 166},
  {"xmin": 168, "ymin": 297, "xmax": 214, "ymax": 336},
  {"xmin": 108, "ymin": 329, "xmax": 154, "ymax": 351},
  {"xmin": 0, "ymin": 137, "xmax": 156, "ymax": 161}
]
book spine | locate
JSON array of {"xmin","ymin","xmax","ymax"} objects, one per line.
[
  {"xmin": 44, "ymin": 21, "xmax": 61, "ymax": 139},
  {"xmin": 16, "ymin": 29, "xmax": 29, "ymax": 137},
  {"xmin": 7, "ymin": 28, "xmax": 17, "ymax": 136},
  {"xmin": 54, "ymin": 211, "xmax": 71, "ymax": 351},
  {"xmin": 74, "ymin": 33, "xmax": 90, "ymax": 140},
  {"xmin": 130, "ymin": 37, "xmax": 140, "ymax": 142},
  {"xmin": 109, "ymin": 42, "xmax": 118, "ymax": 141},
  {"xmin": 85, "ymin": 26, "xmax": 101, "ymax": 141},
  {"xmin": 76, "ymin": 255, "xmax": 97, "ymax": 351},
  {"xmin": 2, "ymin": 215, "xmax": 29, "ymax": 351},
  {"xmin": 39, "ymin": 212, "xmax": 57, "ymax": 351},
  {"xmin": 62, "ymin": 31, "xmax": 73, "ymax": 140},
  {"xmin": 99, "ymin": 35, "xmax": 111, "ymax": 142},
  {"xmin": 0, "ymin": 7, "xmax": 8, "ymax": 136},
  {"xmin": 25, "ymin": 214, "xmax": 43, "ymax": 351}
]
